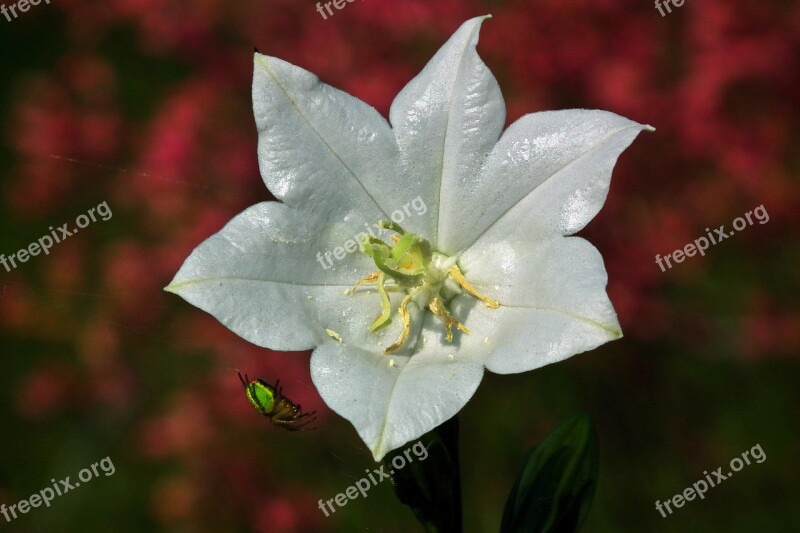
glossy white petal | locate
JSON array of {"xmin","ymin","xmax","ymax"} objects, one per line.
[
  {"xmin": 253, "ymin": 52, "xmax": 401, "ymax": 224},
  {"xmin": 310, "ymin": 340, "xmax": 484, "ymax": 461},
  {"xmin": 167, "ymin": 18, "xmax": 653, "ymax": 462},
  {"xmin": 165, "ymin": 202, "xmax": 416, "ymax": 354},
  {"xmin": 453, "ymin": 110, "xmax": 653, "ymax": 260},
  {"xmin": 433, "ymin": 237, "xmax": 621, "ymax": 374},
  {"xmin": 390, "ymin": 16, "xmax": 505, "ymax": 242}
]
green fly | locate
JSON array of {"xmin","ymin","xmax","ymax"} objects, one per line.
[{"xmin": 237, "ymin": 371, "xmax": 317, "ymax": 431}]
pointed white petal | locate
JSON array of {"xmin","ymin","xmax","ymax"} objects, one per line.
[
  {"xmin": 253, "ymin": 53, "xmax": 402, "ymax": 224},
  {"xmin": 165, "ymin": 202, "xmax": 416, "ymax": 353},
  {"xmin": 454, "ymin": 110, "xmax": 652, "ymax": 259},
  {"xmin": 310, "ymin": 340, "xmax": 484, "ymax": 461},
  {"xmin": 389, "ymin": 16, "xmax": 505, "ymax": 242},
  {"xmin": 424, "ymin": 237, "xmax": 621, "ymax": 374}
]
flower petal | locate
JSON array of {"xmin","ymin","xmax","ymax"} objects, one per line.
[
  {"xmin": 253, "ymin": 52, "xmax": 401, "ymax": 223},
  {"xmin": 310, "ymin": 340, "xmax": 484, "ymax": 461},
  {"xmin": 452, "ymin": 110, "xmax": 653, "ymax": 258},
  {"xmin": 389, "ymin": 15, "xmax": 505, "ymax": 242},
  {"xmin": 165, "ymin": 202, "xmax": 417, "ymax": 353},
  {"xmin": 427, "ymin": 237, "xmax": 621, "ymax": 374}
]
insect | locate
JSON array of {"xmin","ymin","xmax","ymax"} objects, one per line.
[{"xmin": 237, "ymin": 371, "xmax": 317, "ymax": 431}]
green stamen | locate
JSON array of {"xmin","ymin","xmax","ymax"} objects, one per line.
[{"xmin": 369, "ymin": 273, "xmax": 392, "ymax": 331}]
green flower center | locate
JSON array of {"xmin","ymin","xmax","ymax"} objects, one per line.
[{"xmin": 352, "ymin": 221, "xmax": 499, "ymax": 353}]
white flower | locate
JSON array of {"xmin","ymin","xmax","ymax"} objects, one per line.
[{"xmin": 165, "ymin": 16, "xmax": 652, "ymax": 460}]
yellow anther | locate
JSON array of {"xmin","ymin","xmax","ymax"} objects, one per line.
[
  {"xmin": 325, "ymin": 328, "xmax": 343, "ymax": 342},
  {"xmin": 428, "ymin": 296, "xmax": 469, "ymax": 342},
  {"xmin": 449, "ymin": 265, "xmax": 500, "ymax": 309},
  {"xmin": 384, "ymin": 295, "xmax": 412, "ymax": 354},
  {"xmin": 390, "ymin": 234, "xmax": 401, "ymax": 245},
  {"xmin": 352, "ymin": 271, "xmax": 380, "ymax": 293}
]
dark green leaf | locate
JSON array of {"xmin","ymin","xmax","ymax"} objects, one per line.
[{"xmin": 500, "ymin": 414, "xmax": 599, "ymax": 533}]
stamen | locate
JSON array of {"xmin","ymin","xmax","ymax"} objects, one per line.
[
  {"xmin": 384, "ymin": 295, "xmax": 412, "ymax": 353},
  {"xmin": 449, "ymin": 265, "xmax": 500, "ymax": 309},
  {"xmin": 325, "ymin": 329, "xmax": 343, "ymax": 342},
  {"xmin": 352, "ymin": 227, "xmax": 497, "ymax": 353},
  {"xmin": 352, "ymin": 271, "xmax": 380, "ymax": 293},
  {"xmin": 369, "ymin": 273, "xmax": 392, "ymax": 331},
  {"xmin": 428, "ymin": 296, "xmax": 469, "ymax": 342}
]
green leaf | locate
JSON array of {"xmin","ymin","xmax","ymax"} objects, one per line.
[
  {"xmin": 384, "ymin": 416, "xmax": 462, "ymax": 533},
  {"xmin": 500, "ymin": 414, "xmax": 599, "ymax": 533}
]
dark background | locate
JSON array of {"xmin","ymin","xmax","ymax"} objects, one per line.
[{"xmin": 1, "ymin": 0, "xmax": 798, "ymax": 531}]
